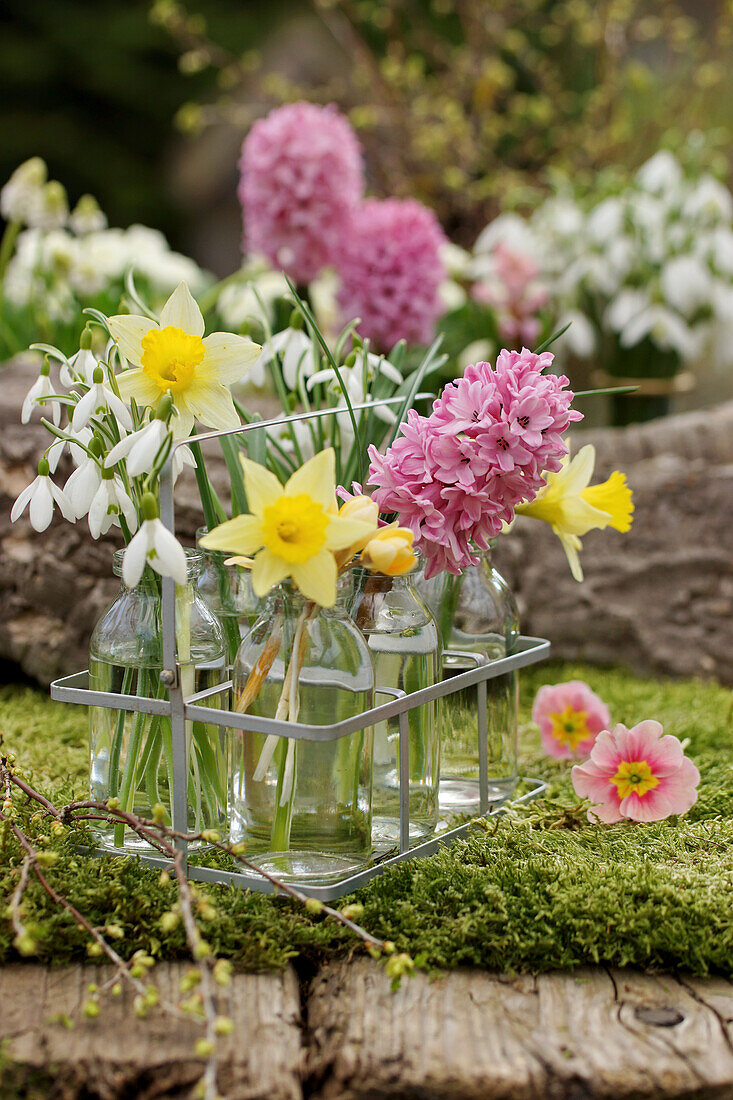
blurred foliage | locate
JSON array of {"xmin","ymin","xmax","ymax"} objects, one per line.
[
  {"xmin": 159, "ymin": 0, "xmax": 733, "ymax": 240},
  {"xmin": 0, "ymin": 0, "xmax": 288, "ymax": 250}
]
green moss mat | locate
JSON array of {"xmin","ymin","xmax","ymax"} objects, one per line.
[{"xmin": 1, "ymin": 666, "xmax": 732, "ymax": 975}]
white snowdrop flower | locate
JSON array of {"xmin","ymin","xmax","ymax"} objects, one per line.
[
  {"xmin": 60, "ymin": 346, "xmax": 99, "ymax": 388},
  {"xmin": 64, "ymin": 454, "xmax": 104, "ymax": 520},
  {"xmin": 21, "ymin": 360, "xmax": 61, "ymax": 426},
  {"xmin": 105, "ymin": 415, "xmax": 194, "ymax": 480},
  {"xmin": 439, "ymin": 278, "xmax": 467, "ymax": 312},
  {"xmin": 308, "ymin": 356, "xmax": 402, "ymax": 438},
  {"xmin": 0, "ymin": 157, "xmax": 47, "ymax": 224},
  {"xmin": 309, "ymin": 267, "xmax": 341, "ymax": 338},
  {"xmin": 69, "ymin": 193, "xmax": 107, "ymax": 235},
  {"xmin": 72, "ymin": 366, "xmax": 133, "ymax": 432},
  {"xmin": 218, "ymin": 268, "xmax": 290, "ymax": 330},
  {"xmin": 587, "ymin": 197, "xmax": 624, "ymax": 244},
  {"xmin": 620, "ymin": 305, "xmax": 701, "ymax": 361},
  {"xmin": 265, "ymin": 417, "xmax": 316, "ymax": 462},
  {"xmin": 605, "ymin": 289, "xmax": 652, "ymax": 334},
  {"xmin": 708, "ymin": 226, "xmax": 733, "ymax": 276},
  {"xmin": 87, "ymin": 469, "xmax": 138, "ymax": 540},
  {"xmin": 554, "ymin": 310, "xmax": 597, "ymax": 358},
  {"xmin": 458, "ymin": 338, "xmax": 494, "ymax": 371},
  {"xmin": 253, "ymin": 328, "xmax": 314, "ymax": 390},
  {"xmin": 636, "ymin": 151, "xmax": 683, "ymax": 196},
  {"xmin": 34, "ymin": 181, "xmax": 68, "ymax": 231},
  {"xmin": 660, "ymin": 256, "xmax": 713, "ymax": 318},
  {"xmin": 682, "ymin": 175, "xmax": 733, "ymax": 224},
  {"xmin": 11, "ymin": 458, "xmax": 75, "ymax": 532},
  {"xmin": 474, "ymin": 213, "xmax": 537, "ymax": 256},
  {"xmin": 440, "ymin": 241, "xmax": 472, "ymax": 278},
  {"xmin": 46, "ymin": 424, "xmax": 93, "ymax": 473},
  {"xmin": 122, "ymin": 494, "xmax": 187, "ymax": 587}
]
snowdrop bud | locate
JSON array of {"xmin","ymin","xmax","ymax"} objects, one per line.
[
  {"xmin": 344, "ymin": 351, "xmax": 358, "ymax": 367},
  {"xmin": 141, "ymin": 492, "xmax": 159, "ymax": 521},
  {"xmin": 38, "ymin": 457, "xmax": 50, "ymax": 477},
  {"xmin": 289, "ymin": 307, "xmax": 305, "ymax": 331},
  {"xmin": 154, "ymin": 392, "xmax": 174, "ymax": 421},
  {"xmin": 88, "ymin": 435, "xmax": 104, "ymax": 459},
  {"xmin": 92, "ymin": 366, "xmax": 104, "ymax": 385},
  {"xmin": 80, "ymin": 326, "xmax": 93, "ymax": 351},
  {"xmin": 40, "ymin": 357, "xmax": 51, "ymax": 378},
  {"xmin": 69, "ymin": 193, "xmax": 107, "ymax": 235}
]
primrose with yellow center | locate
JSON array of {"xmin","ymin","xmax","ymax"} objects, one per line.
[
  {"xmin": 548, "ymin": 704, "xmax": 591, "ymax": 752},
  {"xmin": 107, "ymin": 282, "xmax": 261, "ymax": 439},
  {"xmin": 609, "ymin": 760, "xmax": 660, "ymax": 800},
  {"xmin": 200, "ymin": 449, "xmax": 379, "ymax": 607}
]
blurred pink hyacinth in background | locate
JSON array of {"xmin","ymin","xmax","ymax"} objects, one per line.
[
  {"xmin": 239, "ymin": 102, "xmax": 364, "ymax": 284},
  {"xmin": 473, "ymin": 242, "xmax": 550, "ymax": 347},
  {"xmin": 572, "ymin": 720, "xmax": 700, "ymax": 823},
  {"xmin": 532, "ymin": 680, "xmax": 611, "ymax": 759},
  {"xmin": 336, "ymin": 197, "xmax": 447, "ymax": 350}
]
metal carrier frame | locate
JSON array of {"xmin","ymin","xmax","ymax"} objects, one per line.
[{"xmin": 50, "ymin": 407, "xmax": 551, "ymax": 902}]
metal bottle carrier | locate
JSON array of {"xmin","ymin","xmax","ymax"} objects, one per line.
[{"xmin": 51, "ymin": 408, "xmax": 549, "ymax": 901}]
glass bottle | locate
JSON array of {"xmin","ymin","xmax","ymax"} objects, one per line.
[
  {"xmin": 196, "ymin": 526, "xmax": 260, "ymax": 673},
  {"xmin": 352, "ymin": 563, "xmax": 441, "ymax": 851},
  {"xmin": 89, "ymin": 549, "xmax": 228, "ymax": 851},
  {"xmin": 231, "ymin": 576, "xmax": 374, "ymax": 882},
  {"xmin": 418, "ymin": 549, "xmax": 519, "ymax": 815}
]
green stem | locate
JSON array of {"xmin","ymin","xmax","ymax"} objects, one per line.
[
  {"xmin": 0, "ymin": 220, "xmax": 20, "ymax": 287},
  {"xmin": 108, "ymin": 666, "xmax": 135, "ymax": 799},
  {"xmin": 114, "ymin": 671, "xmax": 150, "ymax": 846},
  {"xmin": 439, "ymin": 572, "xmax": 465, "ymax": 650},
  {"xmin": 270, "ymin": 738, "xmax": 296, "ymax": 852}
]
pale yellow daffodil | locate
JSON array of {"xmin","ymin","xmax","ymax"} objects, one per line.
[
  {"xmin": 108, "ymin": 282, "xmax": 261, "ymax": 438},
  {"xmin": 200, "ymin": 448, "xmax": 376, "ymax": 606},
  {"xmin": 516, "ymin": 444, "xmax": 633, "ymax": 581}
]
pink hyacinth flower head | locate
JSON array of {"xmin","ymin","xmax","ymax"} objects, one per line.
[
  {"xmin": 532, "ymin": 680, "xmax": 611, "ymax": 760},
  {"xmin": 239, "ymin": 102, "xmax": 364, "ymax": 284},
  {"xmin": 337, "ymin": 197, "xmax": 447, "ymax": 351},
  {"xmin": 572, "ymin": 721, "xmax": 700, "ymax": 824}
]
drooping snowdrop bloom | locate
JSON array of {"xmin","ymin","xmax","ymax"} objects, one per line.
[
  {"xmin": 60, "ymin": 328, "xmax": 99, "ymax": 388},
  {"xmin": 107, "ymin": 282, "xmax": 261, "ymax": 438},
  {"xmin": 72, "ymin": 366, "xmax": 133, "ymax": 432},
  {"xmin": 11, "ymin": 458, "xmax": 75, "ymax": 532},
  {"xmin": 252, "ymin": 326, "xmax": 314, "ymax": 390},
  {"xmin": 122, "ymin": 493, "xmax": 188, "ymax": 588},
  {"xmin": 87, "ymin": 469, "xmax": 137, "ymax": 539},
  {"xmin": 636, "ymin": 150, "xmax": 683, "ymax": 196},
  {"xmin": 105, "ymin": 416, "xmax": 194, "ymax": 480},
  {"xmin": 0, "ymin": 157, "xmax": 47, "ymax": 224},
  {"xmin": 21, "ymin": 359, "xmax": 61, "ymax": 426},
  {"xmin": 64, "ymin": 452, "xmax": 104, "ymax": 520}
]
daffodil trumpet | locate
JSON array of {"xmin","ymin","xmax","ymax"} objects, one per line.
[{"xmin": 515, "ymin": 444, "xmax": 633, "ymax": 581}]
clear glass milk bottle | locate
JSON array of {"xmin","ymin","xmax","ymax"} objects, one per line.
[
  {"xmin": 231, "ymin": 576, "xmax": 375, "ymax": 881},
  {"xmin": 418, "ymin": 549, "xmax": 519, "ymax": 814},
  {"xmin": 196, "ymin": 526, "xmax": 260, "ymax": 673},
  {"xmin": 353, "ymin": 562, "xmax": 442, "ymax": 850},
  {"xmin": 89, "ymin": 549, "xmax": 228, "ymax": 851}
]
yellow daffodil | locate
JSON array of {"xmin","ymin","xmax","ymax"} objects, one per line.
[
  {"xmin": 108, "ymin": 282, "xmax": 261, "ymax": 438},
  {"xmin": 200, "ymin": 448, "xmax": 376, "ymax": 606},
  {"xmin": 334, "ymin": 495, "xmax": 380, "ymax": 566},
  {"xmin": 360, "ymin": 526, "xmax": 417, "ymax": 576},
  {"xmin": 516, "ymin": 444, "xmax": 633, "ymax": 582}
]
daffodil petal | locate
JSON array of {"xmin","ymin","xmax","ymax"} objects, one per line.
[
  {"xmin": 559, "ymin": 444, "xmax": 596, "ymax": 496},
  {"xmin": 284, "ymin": 448, "xmax": 336, "ymax": 511},
  {"xmin": 200, "ymin": 332, "xmax": 263, "ymax": 384},
  {"xmin": 290, "ymin": 551, "xmax": 337, "ymax": 607},
  {"xmin": 184, "ymin": 381, "xmax": 240, "ymax": 431},
  {"xmin": 108, "ymin": 315, "xmax": 156, "ymax": 365},
  {"xmin": 240, "ymin": 456, "xmax": 284, "ymax": 514},
  {"xmin": 200, "ymin": 515, "xmax": 264, "ymax": 556},
  {"xmin": 325, "ymin": 514, "xmax": 377, "ymax": 552},
  {"xmin": 250, "ymin": 549, "xmax": 291, "ymax": 598},
  {"xmin": 557, "ymin": 531, "xmax": 584, "ymax": 582},
  {"xmin": 559, "ymin": 497, "xmax": 612, "ymax": 536},
  {"xmin": 116, "ymin": 369, "xmax": 162, "ymax": 409},
  {"xmin": 160, "ymin": 282, "xmax": 204, "ymax": 337}
]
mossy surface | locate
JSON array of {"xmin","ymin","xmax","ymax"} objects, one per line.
[{"xmin": 1, "ymin": 664, "xmax": 732, "ymax": 975}]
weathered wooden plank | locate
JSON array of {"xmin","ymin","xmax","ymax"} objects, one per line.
[
  {"xmin": 305, "ymin": 960, "xmax": 733, "ymax": 1099},
  {"xmin": 0, "ymin": 962, "xmax": 303, "ymax": 1100}
]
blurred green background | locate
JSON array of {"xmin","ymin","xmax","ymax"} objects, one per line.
[{"xmin": 2, "ymin": 0, "xmax": 730, "ymax": 275}]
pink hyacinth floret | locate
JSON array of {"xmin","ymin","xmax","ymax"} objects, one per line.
[
  {"xmin": 571, "ymin": 721, "xmax": 700, "ymax": 824},
  {"xmin": 532, "ymin": 680, "xmax": 611, "ymax": 760},
  {"xmin": 337, "ymin": 197, "xmax": 447, "ymax": 351},
  {"xmin": 367, "ymin": 349, "xmax": 581, "ymax": 577},
  {"xmin": 473, "ymin": 242, "xmax": 550, "ymax": 347},
  {"xmin": 239, "ymin": 102, "xmax": 364, "ymax": 284}
]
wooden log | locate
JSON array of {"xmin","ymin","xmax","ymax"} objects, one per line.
[
  {"xmin": 0, "ymin": 962, "xmax": 303, "ymax": 1100},
  {"xmin": 305, "ymin": 960, "xmax": 733, "ymax": 1099}
]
